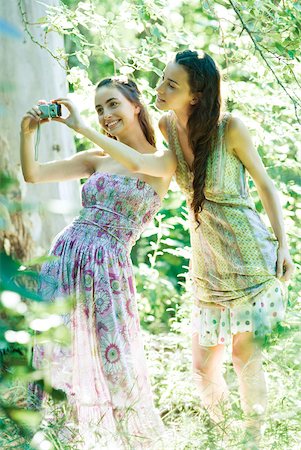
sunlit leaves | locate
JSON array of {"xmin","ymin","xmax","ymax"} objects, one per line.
[
  {"xmin": 0, "ymin": 240, "xmax": 72, "ymax": 441},
  {"xmin": 2, "ymin": 408, "xmax": 42, "ymax": 436},
  {"xmin": 10, "ymin": 3, "xmax": 301, "ymax": 445}
]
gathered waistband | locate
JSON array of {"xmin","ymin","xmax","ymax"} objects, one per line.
[{"xmin": 72, "ymin": 205, "xmax": 140, "ymax": 245}]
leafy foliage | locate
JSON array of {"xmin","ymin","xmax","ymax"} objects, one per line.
[
  {"xmin": 18, "ymin": 0, "xmax": 300, "ymax": 312},
  {"xmin": 4, "ymin": 0, "xmax": 301, "ymax": 447},
  {"xmin": 0, "ymin": 251, "xmax": 73, "ymax": 445},
  {"xmin": 0, "ymin": 171, "xmax": 72, "ymax": 446}
]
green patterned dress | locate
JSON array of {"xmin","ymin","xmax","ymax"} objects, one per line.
[{"xmin": 167, "ymin": 111, "xmax": 286, "ymax": 346}]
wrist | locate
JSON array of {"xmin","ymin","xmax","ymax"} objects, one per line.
[
  {"xmin": 77, "ymin": 123, "xmax": 93, "ymax": 135},
  {"xmin": 20, "ymin": 129, "xmax": 35, "ymax": 137}
]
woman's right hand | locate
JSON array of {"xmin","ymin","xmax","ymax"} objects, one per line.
[
  {"xmin": 276, "ymin": 245, "xmax": 295, "ymax": 282},
  {"xmin": 20, "ymin": 101, "xmax": 49, "ymax": 135}
]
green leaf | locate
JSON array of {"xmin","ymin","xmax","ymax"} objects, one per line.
[
  {"xmin": 3, "ymin": 407, "xmax": 42, "ymax": 435},
  {"xmin": 24, "ymin": 255, "xmax": 58, "ymax": 267},
  {"xmin": 151, "ymin": 26, "xmax": 161, "ymax": 39},
  {"xmin": 152, "ymin": 67, "xmax": 163, "ymax": 77},
  {"xmin": 36, "ymin": 16, "xmax": 47, "ymax": 24},
  {"xmin": 49, "ymin": 388, "xmax": 67, "ymax": 402},
  {"xmin": 275, "ymin": 42, "xmax": 285, "ymax": 53}
]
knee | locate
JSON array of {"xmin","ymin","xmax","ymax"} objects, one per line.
[
  {"xmin": 232, "ymin": 345, "xmax": 261, "ymax": 373},
  {"xmin": 232, "ymin": 353, "xmax": 247, "ymax": 373},
  {"xmin": 192, "ymin": 341, "xmax": 225, "ymax": 378},
  {"xmin": 192, "ymin": 355, "xmax": 217, "ymax": 377},
  {"xmin": 192, "ymin": 366, "xmax": 210, "ymax": 386},
  {"xmin": 192, "ymin": 363, "xmax": 208, "ymax": 378}
]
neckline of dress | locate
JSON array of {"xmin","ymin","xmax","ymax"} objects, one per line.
[
  {"xmin": 170, "ymin": 111, "xmax": 193, "ymax": 174},
  {"xmin": 170, "ymin": 111, "xmax": 230, "ymax": 175},
  {"xmin": 90, "ymin": 171, "xmax": 162, "ymax": 205}
]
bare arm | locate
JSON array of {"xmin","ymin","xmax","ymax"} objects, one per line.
[
  {"xmin": 54, "ymin": 98, "xmax": 177, "ymax": 178},
  {"xmin": 79, "ymin": 125, "xmax": 176, "ymax": 177},
  {"xmin": 20, "ymin": 104, "xmax": 103, "ymax": 183},
  {"xmin": 227, "ymin": 117, "xmax": 295, "ymax": 281},
  {"xmin": 158, "ymin": 115, "xmax": 169, "ymax": 142}
]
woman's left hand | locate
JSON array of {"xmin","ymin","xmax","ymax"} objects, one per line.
[
  {"xmin": 276, "ymin": 246, "xmax": 295, "ymax": 282},
  {"xmin": 51, "ymin": 98, "xmax": 87, "ymax": 133}
]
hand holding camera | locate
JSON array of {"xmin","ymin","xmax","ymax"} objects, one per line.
[
  {"xmin": 21, "ymin": 98, "xmax": 86, "ymax": 135},
  {"xmin": 21, "ymin": 98, "xmax": 88, "ymax": 161},
  {"xmin": 50, "ymin": 97, "xmax": 87, "ymax": 133},
  {"xmin": 21, "ymin": 100, "xmax": 61, "ymax": 135}
]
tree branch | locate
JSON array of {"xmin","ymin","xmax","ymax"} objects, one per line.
[
  {"xmin": 228, "ymin": 0, "xmax": 300, "ymax": 124},
  {"xmin": 17, "ymin": 0, "xmax": 68, "ymax": 70}
]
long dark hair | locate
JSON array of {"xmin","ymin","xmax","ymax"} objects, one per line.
[
  {"xmin": 175, "ymin": 50, "xmax": 222, "ymax": 222},
  {"xmin": 96, "ymin": 77, "xmax": 155, "ymax": 146}
]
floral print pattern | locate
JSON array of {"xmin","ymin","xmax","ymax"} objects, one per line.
[{"xmin": 34, "ymin": 172, "xmax": 164, "ymax": 448}]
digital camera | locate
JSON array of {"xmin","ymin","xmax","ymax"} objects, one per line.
[{"xmin": 39, "ymin": 102, "xmax": 62, "ymax": 119}]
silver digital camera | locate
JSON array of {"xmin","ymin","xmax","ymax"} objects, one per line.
[{"xmin": 39, "ymin": 102, "xmax": 62, "ymax": 119}]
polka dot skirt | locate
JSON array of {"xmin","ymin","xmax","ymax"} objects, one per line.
[{"xmin": 191, "ymin": 279, "xmax": 287, "ymax": 347}]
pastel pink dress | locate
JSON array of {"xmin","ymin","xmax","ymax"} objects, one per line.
[{"xmin": 34, "ymin": 172, "xmax": 164, "ymax": 449}]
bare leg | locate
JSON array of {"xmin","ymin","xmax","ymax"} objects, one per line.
[
  {"xmin": 192, "ymin": 333, "xmax": 229, "ymax": 421},
  {"xmin": 232, "ymin": 332, "xmax": 267, "ymax": 444}
]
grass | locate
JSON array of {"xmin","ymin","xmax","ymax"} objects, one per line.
[
  {"xmin": 144, "ymin": 305, "xmax": 301, "ymax": 450},
  {"xmin": 1, "ymin": 308, "xmax": 300, "ymax": 449}
]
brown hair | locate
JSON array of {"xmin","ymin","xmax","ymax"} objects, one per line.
[
  {"xmin": 175, "ymin": 50, "xmax": 222, "ymax": 223},
  {"xmin": 96, "ymin": 77, "xmax": 155, "ymax": 146}
]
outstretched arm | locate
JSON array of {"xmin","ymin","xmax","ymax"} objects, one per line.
[
  {"xmin": 226, "ymin": 117, "xmax": 295, "ymax": 281},
  {"xmin": 20, "ymin": 103, "xmax": 103, "ymax": 183},
  {"xmin": 54, "ymin": 98, "xmax": 177, "ymax": 178}
]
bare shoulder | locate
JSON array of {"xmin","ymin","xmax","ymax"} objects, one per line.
[
  {"xmin": 225, "ymin": 115, "xmax": 246, "ymax": 138},
  {"xmin": 227, "ymin": 116, "xmax": 247, "ymax": 134},
  {"xmin": 225, "ymin": 116, "xmax": 250, "ymax": 155},
  {"xmin": 158, "ymin": 114, "xmax": 169, "ymax": 141}
]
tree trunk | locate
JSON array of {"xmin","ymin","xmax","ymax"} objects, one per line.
[{"xmin": 0, "ymin": 0, "xmax": 80, "ymax": 260}]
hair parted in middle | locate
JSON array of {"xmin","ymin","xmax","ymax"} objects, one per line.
[
  {"xmin": 175, "ymin": 50, "xmax": 222, "ymax": 223},
  {"xmin": 96, "ymin": 76, "xmax": 156, "ymax": 147}
]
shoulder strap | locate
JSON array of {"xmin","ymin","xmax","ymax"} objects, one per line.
[
  {"xmin": 219, "ymin": 112, "xmax": 231, "ymax": 136},
  {"xmin": 216, "ymin": 112, "xmax": 232, "ymax": 151}
]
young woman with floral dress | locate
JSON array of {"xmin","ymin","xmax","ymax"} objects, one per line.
[{"xmin": 20, "ymin": 77, "xmax": 176, "ymax": 449}]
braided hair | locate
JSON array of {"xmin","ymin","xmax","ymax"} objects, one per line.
[
  {"xmin": 175, "ymin": 50, "xmax": 222, "ymax": 223},
  {"xmin": 96, "ymin": 76, "xmax": 155, "ymax": 146}
]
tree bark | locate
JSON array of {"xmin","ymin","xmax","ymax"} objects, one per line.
[{"xmin": 0, "ymin": 0, "xmax": 80, "ymax": 260}]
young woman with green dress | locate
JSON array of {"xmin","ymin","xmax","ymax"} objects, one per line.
[{"xmin": 155, "ymin": 49, "xmax": 294, "ymax": 444}]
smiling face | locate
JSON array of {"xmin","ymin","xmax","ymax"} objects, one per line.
[
  {"xmin": 155, "ymin": 61, "xmax": 196, "ymax": 113},
  {"xmin": 95, "ymin": 86, "xmax": 140, "ymax": 138}
]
